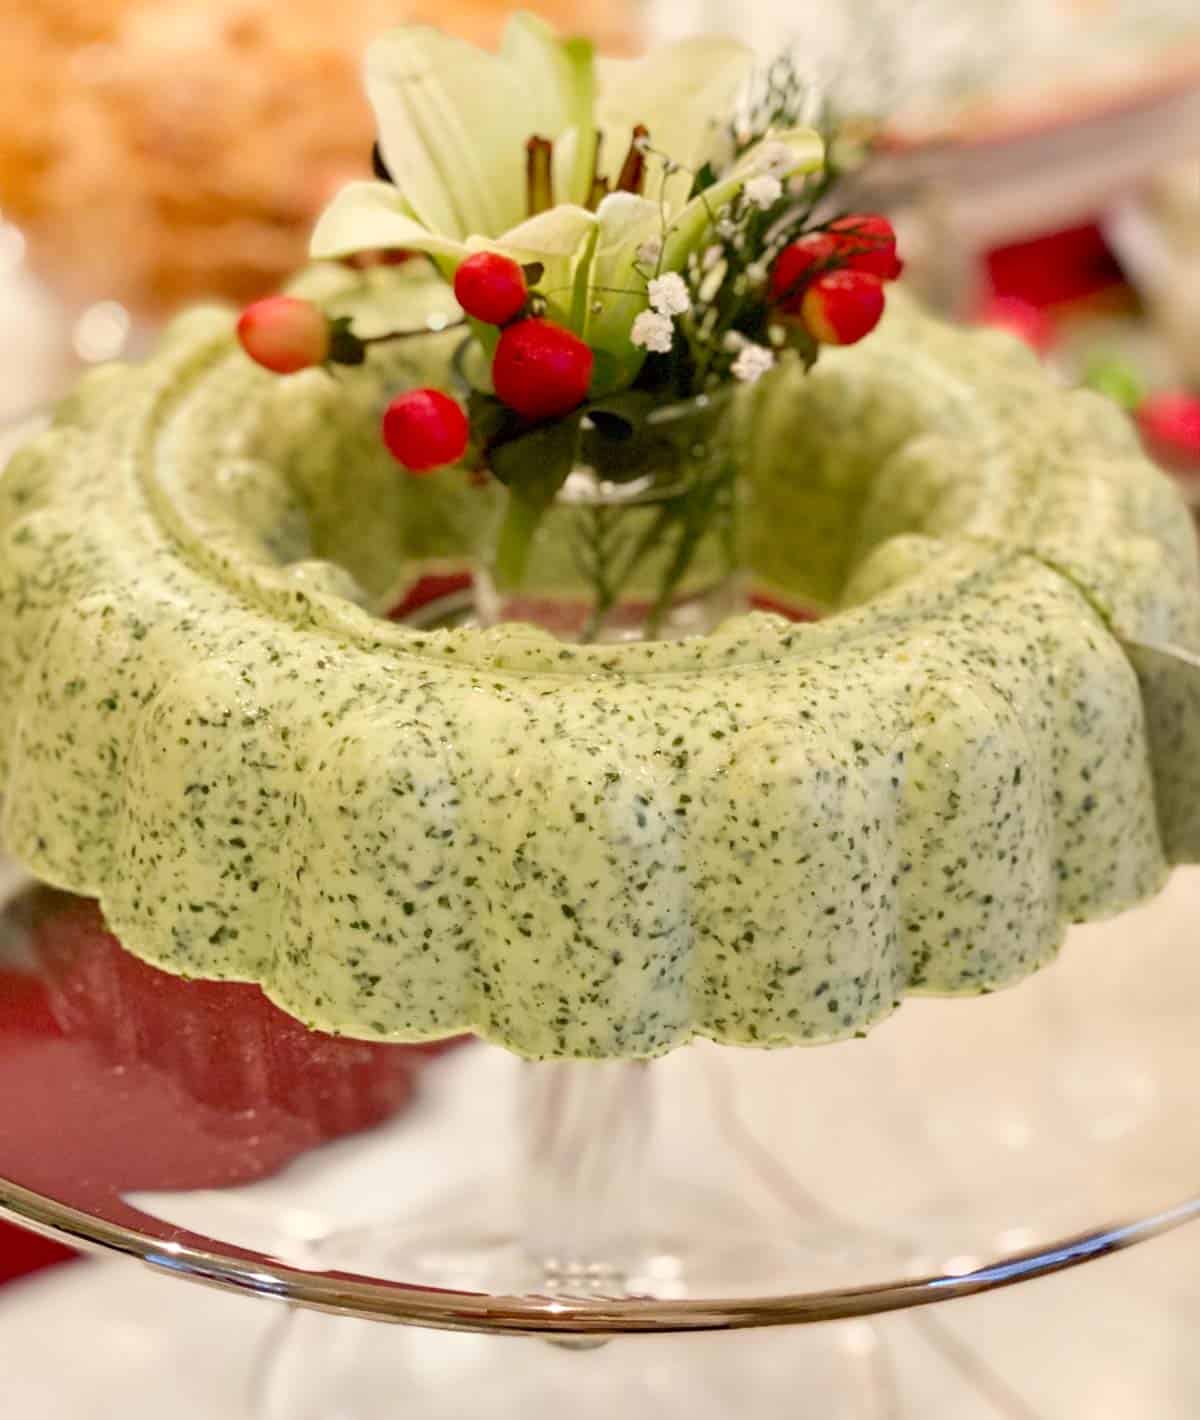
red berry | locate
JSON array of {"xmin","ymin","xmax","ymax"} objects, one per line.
[
  {"xmin": 454, "ymin": 252, "xmax": 529, "ymax": 326},
  {"xmin": 769, "ymin": 233, "xmax": 838, "ymax": 313},
  {"xmin": 382, "ymin": 389, "xmax": 470, "ymax": 474},
  {"xmin": 802, "ymin": 270, "xmax": 886, "ymax": 346},
  {"xmin": 492, "ymin": 318, "xmax": 594, "ymax": 421},
  {"xmin": 828, "ymin": 215, "xmax": 903, "ymax": 281},
  {"xmin": 237, "ymin": 296, "xmax": 330, "ymax": 374},
  {"xmin": 1138, "ymin": 391, "xmax": 1200, "ymax": 471}
]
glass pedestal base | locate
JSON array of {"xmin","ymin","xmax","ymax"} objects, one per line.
[{"xmin": 258, "ymin": 1285, "xmax": 894, "ymax": 1420}]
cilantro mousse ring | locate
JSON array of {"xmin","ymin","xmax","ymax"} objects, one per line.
[{"xmin": 0, "ymin": 268, "xmax": 1197, "ymax": 1059}]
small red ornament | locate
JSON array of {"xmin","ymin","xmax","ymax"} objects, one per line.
[
  {"xmin": 492, "ymin": 318, "xmax": 594, "ymax": 421},
  {"xmin": 801, "ymin": 270, "xmax": 886, "ymax": 346},
  {"xmin": 828, "ymin": 214, "xmax": 903, "ymax": 281},
  {"xmin": 769, "ymin": 233, "xmax": 839, "ymax": 313},
  {"xmin": 382, "ymin": 389, "xmax": 470, "ymax": 474},
  {"xmin": 454, "ymin": 252, "xmax": 529, "ymax": 326},
  {"xmin": 237, "ymin": 296, "xmax": 330, "ymax": 374}
]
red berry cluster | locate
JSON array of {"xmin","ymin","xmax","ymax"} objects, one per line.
[
  {"xmin": 236, "ymin": 216, "xmax": 901, "ymax": 480},
  {"xmin": 456, "ymin": 253, "xmax": 594, "ymax": 419},
  {"xmin": 236, "ymin": 255, "xmax": 597, "ymax": 475},
  {"xmin": 388, "ymin": 253, "xmax": 593, "ymax": 472},
  {"xmin": 769, "ymin": 213, "xmax": 902, "ymax": 347}
]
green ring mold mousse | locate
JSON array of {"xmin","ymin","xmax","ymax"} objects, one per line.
[{"xmin": 2, "ymin": 262, "xmax": 1199, "ymax": 1059}]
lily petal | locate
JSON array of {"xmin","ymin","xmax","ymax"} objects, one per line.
[
  {"xmin": 501, "ymin": 14, "xmax": 597, "ymax": 207},
  {"xmin": 309, "ymin": 181, "xmax": 467, "ymax": 266},
  {"xmin": 366, "ymin": 27, "xmax": 536, "ymax": 240},
  {"xmin": 729, "ymin": 126, "xmax": 827, "ymax": 180},
  {"xmin": 584, "ymin": 192, "xmax": 664, "ymax": 390},
  {"xmin": 596, "ymin": 37, "xmax": 754, "ymax": 216}
]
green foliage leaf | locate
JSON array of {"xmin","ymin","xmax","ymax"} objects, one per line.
[
  {"xmin": 1083, "ymin": 353, "xmax": 1145, "ymax": 412},
  {"xmin": 327, "ymin": 317, "xmax": 367, "ymax": 367},
  {"xmin": 488, "ymin": 411, "xmax": 582, "ymax": 499},
  {"xmin": 777, "ymin": 321, "xmax": 819, "ymax": 369},
  {"xmin": 466, "ymin": 391, "xmax": 520, "ymax": 452},
  {"xmin": 587, "ymin": 349, "xmax": 623, "ymax": 398}
]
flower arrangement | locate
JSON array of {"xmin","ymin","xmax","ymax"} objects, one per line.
[{"xmin": 236, "ymin": 15, "xmax": 903, "ymax": 639}]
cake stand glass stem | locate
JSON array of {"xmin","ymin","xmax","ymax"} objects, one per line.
[{"xmin": 520, "ymin": 1059, "xmax": 653, "ymax": 1293}]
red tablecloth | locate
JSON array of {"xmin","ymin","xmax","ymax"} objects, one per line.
[
  {"xmin": 0, "ymin": 971, "xmax": 76, "ymax": 1285},
  {"xmin": 0, "ymin": 896, "xmax": 455, "ymax": 1288}
]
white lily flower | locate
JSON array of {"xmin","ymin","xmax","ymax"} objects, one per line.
[
  {"xmin": 310, "ymin": 12, "xmax": 824, "ymax": 389},
  {"xmin": 313, "ymin": 14, "xmax": 750, "ymax": 259}
]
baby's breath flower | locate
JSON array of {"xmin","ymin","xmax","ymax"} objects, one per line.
[
  {"xmin": 731, "ymin": 342, "xmax": 776, "ymax": 383},
  {"xmin": 648, "ymin": 272, "xmax": 690, "ymax": 317},
  {"xmin": 702, "ymin": 245, "xmax": 724, "ymax": 271},
  {"xmin": 631, "ymin": 309, "xmax": 674, "ymax": 354},
  {"xmin": 757, "ymin": 140, "xmax": 800, "ymax": 178},
  {"xmin": 636, "ymin": 236, "xmax": 663, "ymax": 267},
  {"xmin": 745, "ymin": 260, "xmax": 768, "ymax": 286},
  {"xmin": 744, "ymin": 175, "xmax": 783, "ymax": 211}
]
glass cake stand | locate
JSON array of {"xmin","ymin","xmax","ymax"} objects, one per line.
[{"xmin": 3, "ymin": 850, "xmax": 1200, "ymax": 1417}]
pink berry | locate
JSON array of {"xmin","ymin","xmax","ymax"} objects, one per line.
[
  {"xmin": 454, "ymin": 252, "xmax": 529, "ymax": 326},
  {"xmin": 492, "ymin": 318, "xmax": 594, "ymax": 421},
  {"xmin": 769, "ymin": 234, "xmax": 839, "ymax": 314},
  {"xmin": 382, "ymin": 389, "xmax": 470, "ymax": 474},
  {"xmin": 237, "ymin": 296, "xmax": 330, "ymax": 374},
  {"xmin": 828, "ymin": 214, "xmax": 903, "ymax": 281},
  {"xmin": 802, "ymin": 270, "xmax": 886, "ymax": 346}
]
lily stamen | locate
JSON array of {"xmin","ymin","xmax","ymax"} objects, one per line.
[
  {"xmin": 615, "ymin": 124, "xmax": 650, "ymax": 195},
  {"xmin": 525, "ymin": 135, "xmax": 555, "ymax": 216}
]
